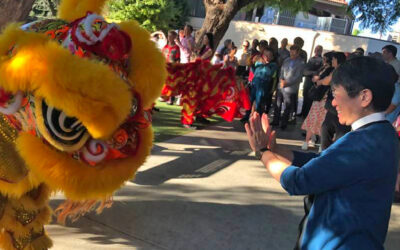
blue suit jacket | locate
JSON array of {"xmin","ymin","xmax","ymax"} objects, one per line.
[{"xmin": 281, "ymin": 121, "xmax": 399, "ymax": 249}]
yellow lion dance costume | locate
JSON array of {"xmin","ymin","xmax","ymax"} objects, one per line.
[{"xmin": 0, "ymin": 0, "xmax": 165, "ymax": 249}]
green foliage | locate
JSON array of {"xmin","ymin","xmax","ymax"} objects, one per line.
[
  {"xmin": 108, "ymin": 0, "xmax": 189, "ymax": 32},
  {"xmin": 352, "ymin": 29, "xmax": 361, "ymax": 36},
  {"xmin": 350, "ymin": 0, "xmax": 400, "ymax": 36},
  {"xmin": 30, "ymin": 0, "xmax": 59, "ymax": 19}
]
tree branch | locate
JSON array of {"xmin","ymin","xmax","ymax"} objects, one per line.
[{"xmin": 0, "ymin": 0, "xmax": 36, "ymax": 29}]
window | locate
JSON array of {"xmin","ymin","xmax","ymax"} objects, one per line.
[{"xmin": 186, "ymin": 0, "xmax": 206, "ymax": 18}]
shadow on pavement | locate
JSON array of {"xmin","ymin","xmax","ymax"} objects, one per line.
[
  {"xmin": 135, "ymin": 145, "xmax": 252, "ymax": 186},
  {"xmin": 49, "ymin": 196, "xmax": 302, "ymax": 250}
]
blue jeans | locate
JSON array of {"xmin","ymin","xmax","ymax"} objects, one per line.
[
  {"xmin": 272, "ymin": 89, "xmax": 296, "ymax": 127},
  {"xmin": 244, "ymin": 81, "xmax": 270, "ymax": 118}
]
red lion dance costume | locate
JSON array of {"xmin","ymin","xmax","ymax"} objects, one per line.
[
  {"xmin": 0, "ymin": 0, "xmax": 166, "ymax": 249},
  {"xmin": 162, "ymin": 60, "xmax": 250, "ymax": 126}
]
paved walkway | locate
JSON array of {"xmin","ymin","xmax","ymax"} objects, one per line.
[{"xmin": 47, "ymin": 121, "xmax": 400, "ymax": 249}]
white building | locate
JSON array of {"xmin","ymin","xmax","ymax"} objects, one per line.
[
  {"xmin": 186, "ymin": 0, "xmax": 354, "ymax": 35},
  {"xmin": 186, "ymin": 0, "xmax": 400, "ymax": 58},
  {"xmin": 389, "ymin": 31, "xmax": 400, "ymax": 44}
]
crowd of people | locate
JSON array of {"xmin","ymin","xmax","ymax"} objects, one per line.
[
  {"xmin": 151, "ymin": 25, "xmax": 400, "ymax": 203},
  {"xmin": 152, "ymin": 25, "xmax": 247, "ymax": 129},
  {"xmin": 239, "ymin": 37, "xmax": 400, "ymax": 248},
  {"xmin": 236, "ymin": 37, "xmax": 400, "ymax": 205},
  {"xmin": 246, "ymin": 55, "xmax": 399, "ymax": 249},
  {"xmin": 150, "ymin": 24, "xmax": 400, "ymax": 248}
]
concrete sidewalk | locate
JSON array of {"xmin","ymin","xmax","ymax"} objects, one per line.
[{"xmin": 47, "ymin": 121, "xmax": 400, "ymax": 250}]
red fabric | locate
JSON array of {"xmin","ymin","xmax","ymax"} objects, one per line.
[
  {"xmin": 162, "ymin": 44, "xmax": 180, "ymax": 63},
  {"xmin": 248, "ymin": 54, "xmax": 259, "ymax": 82},
  {"xmin": 0, "ymin": 89, "xmax": 12, "ymax": 106},
  {"xmin": 70, "ymin": 13, "xmax": 131, "ymax": 61},
  {"xmin": 164, "ymin": 60, "xmax": 250, "ymax": 125}
]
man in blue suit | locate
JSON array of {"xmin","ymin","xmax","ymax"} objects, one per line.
[{"xmin": 246, "ymin": 56, "xmax": 399, "ymax": 249}]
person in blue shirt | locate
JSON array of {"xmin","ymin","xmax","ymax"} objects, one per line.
[
  {"xmin": 245, "ymin": 56, "xmax": 398, "ymax": 249},
  {"xmin": 251, "ymin": 47, "xmax": 278, "ymax": 115},
  {"xmin": 241, "ymin": 43, "xmax": 276, "ymax": 122},
  {"xmin": 386, "ymin": 81, "xmax": 400, "ymax": 123},
  {"xmin": 383, "ymin": 45, "xmax": 400, "ymax": 123}
]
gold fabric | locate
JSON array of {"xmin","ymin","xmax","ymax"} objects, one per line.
[
  {"xmin": 0, "ymin": 116, "xmax": 28, "ymax": 184},
  {"xmin": 0, "ymin": 185, "xmax": 51, "ymax": 250},
  {"xmin": 9, "ymin": 228, "xmax": 45, "ymax": 250},
  {"xmin": 0, "ymin": 193, "xmax": 6, "ymax": 220}
]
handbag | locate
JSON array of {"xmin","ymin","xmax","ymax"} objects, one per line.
[{"xmin": 308, "ymin": 84, "xmax": 329, "ymax": 101}]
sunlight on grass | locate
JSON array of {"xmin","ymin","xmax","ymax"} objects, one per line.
[{"xmin": 151, "ymin": 101, "xmax": 223, "ymax": 142}]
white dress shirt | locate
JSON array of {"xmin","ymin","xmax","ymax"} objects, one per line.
[{"xmin": 351, "ymin": 112, "xmax": 386, "ymax": 131}]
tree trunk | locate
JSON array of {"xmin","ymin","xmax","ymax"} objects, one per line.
[
  {"xmin": 0, "ymin": 0, "xmax": 36, "ymax": 30},
  {"xmin": 195, "ymin": 0, "xmax": 252, "ymax": 52}
]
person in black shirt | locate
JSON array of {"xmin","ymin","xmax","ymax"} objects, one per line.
[
  {"xmin": 320, "ymin": 52, "xmax": 351, "ymax": 150},
  {"xmin": 301, "ymin": 45, "xmax": 324, "ymax": 118}
]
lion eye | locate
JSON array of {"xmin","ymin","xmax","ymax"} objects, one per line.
[{"xmin": 42, "ymin": 99, "xmax": 89, "ymax": 151}]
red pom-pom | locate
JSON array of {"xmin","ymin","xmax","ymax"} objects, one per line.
[
  {"xmin": 0, "ymin": 88, "xmax": 12, "ymax": 106},
  {"xmin": 95, "ymin": 29, "xmax": 132, "ymax": 61}
]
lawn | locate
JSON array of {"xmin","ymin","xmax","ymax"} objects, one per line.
[{"xmin": 151, "ymin": 101, "xmax": 223, "ymax": 142}]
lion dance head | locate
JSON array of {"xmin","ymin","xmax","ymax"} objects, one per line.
[{"xmin": 0, "ymin": 0, "xmax": 165, "ymax": 249}]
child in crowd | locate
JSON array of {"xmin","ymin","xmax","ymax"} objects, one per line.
[
  {"xmin": 223, "ymin": 45, "xmax": 238, "ymax": 69},
  {"xmin": 162, "ymin": 30, "xmax": 180, "ymax": 64},
  {"xmin": 162, "ymin": 31, "xmax": 180, "ymax": 105}
]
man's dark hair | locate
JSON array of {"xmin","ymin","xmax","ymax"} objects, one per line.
[
  {"xmin": 347, "ymin": 52, "xmax": 362, "ymax": 60},
  {"xmin": 382, "ymin": 45, "xmax": 397, "ymax": 57},
  {"xmin": 355, "ymin": 47, "xmax": 365, "ymax": 55},
  {"xmin": 331, "ymin": 56, "xmax": 395, "ymax": 112},
  {"xmin": 294, "ymin": 37, "xmax": 304, "ymax": 48},
  {"xmin": 290, "ymin": 44, "xmax": 300, "ymax": 52},
  {"xmin": 333, "ymin": 52, "xmax": 347, "ymax": 65}
]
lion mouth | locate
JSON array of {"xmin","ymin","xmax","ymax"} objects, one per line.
[
  {"xmin": 39, "ymin": 99, "xmax": 91, "ymax": 152},
  {"xmin": 0, "ymin": 90, "xmax": 140, "ymax": 165}
]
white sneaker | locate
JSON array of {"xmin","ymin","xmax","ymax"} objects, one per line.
[
  {"xmin": 311, "ymin": 134, "xmax": 317, "ymax": 142},
  {"xmin": 183, "ymin": 124, "xmax": 197, "ymax": 130},
  {"xmin": 176, "ymin": 97, "xmax": 182, "ymax": 106},
  {"xmin": 301, "ymin": 142, "xmax": 308, "ymax": 150},
  {"xmin": 318, "ymin": 145, "xmax": 322, "ymax": 153},
  {"xmin": 309, "ymin": 141, "xmax": 315, "ymax": 148}
]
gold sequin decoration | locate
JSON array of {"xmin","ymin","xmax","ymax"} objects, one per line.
[
  {"xmin": 0, "ymin": 115, "xmax": 28, "ymax": 183},
  {"xmin": 8, "ymin": 228, "xmax": 45, "ymax": 250},
  {"xmin": 15, "ymin": 207, "xmax": 38, "ymax": 226}
]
